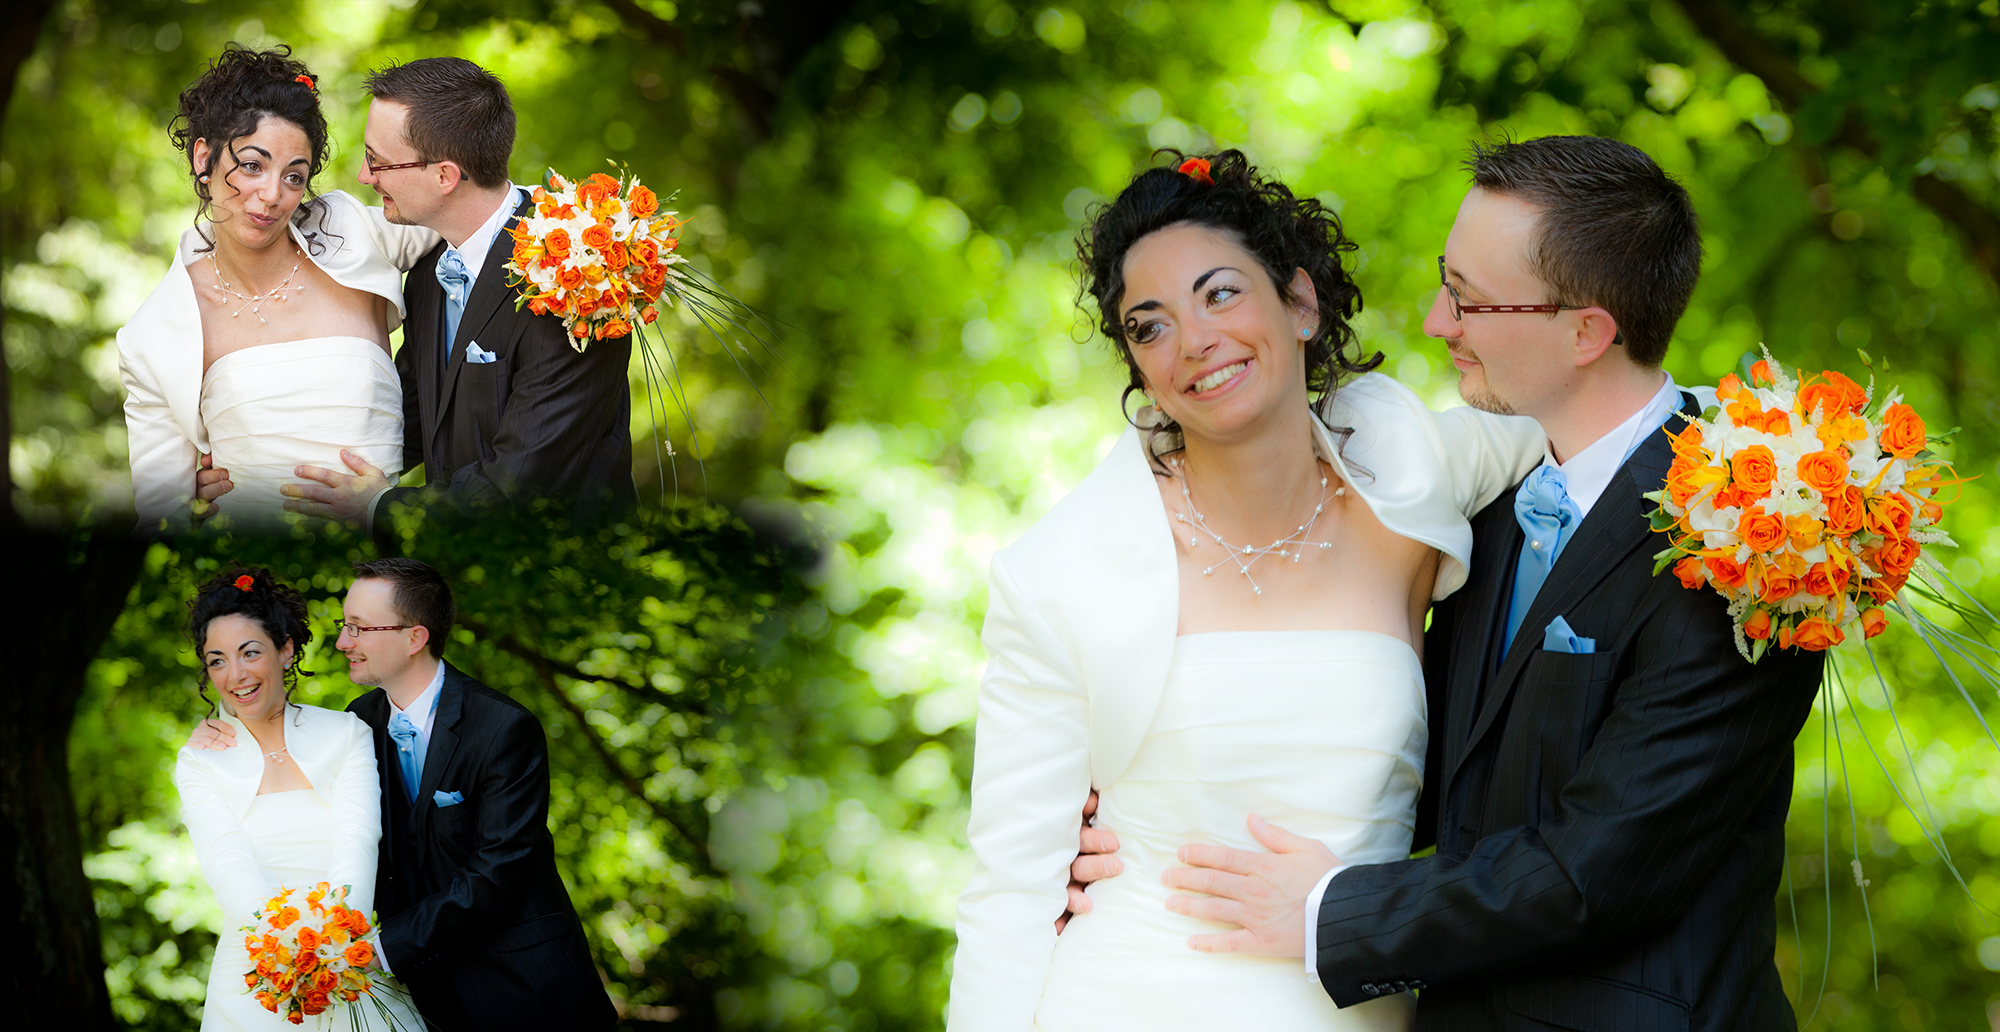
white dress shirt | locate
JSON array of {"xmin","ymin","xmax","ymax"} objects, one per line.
[
  {"xmin": 388, "ymin": 659, "xmax": 447, "ymax": 757},
  {"xmin": 1302, "ymin": 372, "xmax": 1682, "ymax": 980},
  {"xmin": 441, "ymin": 181, "xmax": 526, "ymax": 287}
]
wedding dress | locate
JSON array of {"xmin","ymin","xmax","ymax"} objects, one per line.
[
  {"xmin": 177, "ymin": 706, "xmax": 421, "ymax": 1031},
  {"xmin": 1033, "ymin": 631, "xmax": 1424, "ymax": 1031},
  {"xmin": 198, "ymin": 338, "xmax": 403, "ymax": 532},
  {"xmin": 120, "ymin": 190, "xmax": 437, "ymax": 533}
]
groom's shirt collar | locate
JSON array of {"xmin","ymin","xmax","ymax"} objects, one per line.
[
  {"xmin": 1539, "ymin": 371, "xmax": 1680, "ymax": 520},
  {"xmin": 444, "ymin": 181, "xmax": 527, "ymax": 291},
  {"xmin": 389, "ymin": 659, "xmax": 447, "ymax": 748}
]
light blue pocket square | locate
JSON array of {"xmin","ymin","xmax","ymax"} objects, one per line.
[
  {"xmin": 464, "ymin": 341, "xmax": 498, "ymax": 364},
  {"xmin": 433, "ymin": 789, "xmax": 465, "ymax": 808},
  {"xmin": 1543, "ymin": 616, "xmax": 1596, "ymax": 654}
]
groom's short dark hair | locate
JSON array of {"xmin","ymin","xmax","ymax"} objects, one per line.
[
  {"xmin": 353, "ymin": 558, "xmax": 455, "ymax": 659},
  {"xmin": 1467, "ymin": 136, "xmax": 1699, "ymax": 367},
  {"xmin": 364, "ymin": 57, "xmax": 514, "ymax": 189}
]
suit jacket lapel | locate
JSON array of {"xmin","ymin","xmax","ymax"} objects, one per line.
[
  {"xmin": 435, "ymin": 195, "xmax": 531, "ymax": 413},
  {"xmin": 415, "ymin": 665, "xmax": 466, "ymax": 825},
  {"xmin": 1441, "ymin": 500, "xmax": 1522, "ymax": 788},
  {"xmin": 406, "ymin": 244, "xmax": 448, "ymax": 455},
  {"xmin": 1450, "ymin": 392, "xmax": 1697, "ymax": 786}
]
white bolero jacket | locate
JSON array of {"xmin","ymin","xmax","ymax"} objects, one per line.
[
  {"xmin": 118, "ymin": 190, "xmax": 440, "ymax": 531},
  {"xmin": 946, "ymin": 372, "xmax": 1545, "ymax": 1031},
  {"xmin": 173, "ymin": 704, "xmax": 384, "ymax": 926}
]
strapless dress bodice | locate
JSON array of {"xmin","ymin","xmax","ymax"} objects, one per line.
[
  {"xmin": 198, "ymin": 337, "xmax": 403, "ymax": 533},
  {"xmin": 1035, "ymin": 630, "xmax": 1426, "ymax": 1031}
]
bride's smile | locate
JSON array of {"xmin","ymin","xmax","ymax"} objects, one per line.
[{"xmin": 202, "ymin": 613, "xmax": 293, "ymax": 723}]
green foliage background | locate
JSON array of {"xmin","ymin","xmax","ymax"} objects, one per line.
[{"xmin": 8, "ymin": 0, "xmax": 2000, "ymax": 1027}]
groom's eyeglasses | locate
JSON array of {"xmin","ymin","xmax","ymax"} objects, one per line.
[
  {"xmin": 1437, "ymin": 256, "xmax": 1586, "ymax": 321},
  {"xmin": 364, "ymin": 155, "xmax": 439, "ymax": 174},
  {"xmin": 336, "ymin": 621, "xmax": 414, "ymax": 635}
]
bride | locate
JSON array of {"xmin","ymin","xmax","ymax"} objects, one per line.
[
  {"xmin": 120, "ymin": 45, "xmax": 437, "ymax": 534},
  {"xmin": 175, "ymin": 567, "xmax": 420, "ymax": 1030},
  {"xmin": 946, "ymin": 152, "xmax": 1543, "ymax": 1030}
]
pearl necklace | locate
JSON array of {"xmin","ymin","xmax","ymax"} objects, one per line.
[
  {"xmin": 1172, "ymin": 458, "xmax": 1345, "ymax": 595},
  {"xmin": 265, "ymin": 746, "xmax": 291, "ymax": 765},
  {"xmin": 208, "ymin": 246, "xmax": 307, "ymax": 323}
]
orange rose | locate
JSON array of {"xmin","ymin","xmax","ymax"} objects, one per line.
[
  {"xmin": 1749, "ymin": 359, "xmax": 1774, "ymax": 386},
  {"xmin": 296, "ymin": 950, "xmax": 319, "ymax": 974},
  {"xmin": 629, "ymin": 184, "xmax": 660, "ymax": 219},
  {"xmin": 1790, "ymin": 617, "xmax": 1845, "ymax": 651},
  {"xmin": 271, "ymin": 906, "xmax": 300, "ymax": 931},
  {"xmin": 297, "ymin": 926, "xmax": 320, "ymax": 951},
  {"xmin": 1704, "ymin": 555, "xmax": 1748, "ymax": 589},
  {"xmin": 641, "ymin": 305, "xmax": 659, "ymax": 325},
  {"xmin": 245, "ymin": 933, "xmax": 264, "ymax": 954},
  {"xmin": 1799, "ymin": 370, "xmax": 1867, "ymax": 420},
  {"xmin": 1729, "ymin": 445, "xmax": 1777, "ymax": 499},
  {"xmin": 257, "ymin": 990, "xmax": 280, "ymax": 1013},
  {"xmin": 1716, "ymin": 373, "xmax": 1744, "ymax": 401},
  {"xmin": 1797, "ymin": 450, "xmax": 1850, "ymax": 495},
  {"xmin": 1736, "ymin": 507, "xmax": 1787, "ymax": 553},
  {"xmin": 1760, "ymin": 568, "xmax": 1800, "ymax": 604},
  {"xmin": 315, "ymin": 967, "xmax": 339, "ymax": 992},
  {"xmin": 344, "ymin": 909, "xmax": 370, "ymax": 936},
  {"xmin": 571, "ymin": 322, "xmax": 590, "ymax": 339},
  {"xmin": 1878, "ymin": 403, "xmax": 1926, "ymax": 459},
  {"xmin": 1802, "ymin": 561, "xmax": 1850, "ymax": 598},
  {"xmin": 581, "ymin": 223, "xmax": 614, "ymax": 250},
  {"xmin": 597, "ymin": 317, "xmax": 632, "ymax": 340},
  {"xmin": 1824, "ymin": 485, "xmax": 1866, "ymax": 537},
  {"xmin": 245, "ymin": 970, "xmax": 260, "ymax": 988},
  {"xmin": 588, "ymin": 171, "xmax": 618, "ymax": 193},
  {"xmin": 527, "ymin": 296, "xmax": 551, "ymax": 316},
  {"xmin": 288, "ymin": 1009, "xmax": 305, "ymax": 1025},
  {"xmin": 1743, "ymin": 608, "xmax": 1773, "ymax": 640},
  {"xmin": 1921, "ymin": 499, "xmax": 1943, "ymax": 524},
  {"xmin": 606, "ymin": 241, "xmax": 631, "ymax": 270},
  {"xmin": 557, "ymin": 265, "xmax": 587, "ymax": 291},
  {"xmin": 636, "ymin": 238, "xmax": 661, "ymax": 265},
  {"xmin": 544, "ymin": 228, "xmax": 572, "ymax": 259},
  {"xmin": 303, "ymin": 990, "xmax": 331, "ymax": 1016},
  {"xmin": 1870, "ymin": 536, "xmax": 1920, "ymax": 578},
  {"xmin": 1865, "ymin": 493, "xmax": 1914, "ymax": 540},
  {"xmin": 1757, "ymin": 408, "xmax": 1793, "ymax": 436},
  {"xmin": 344, "ymin": 941, "xmax": 375, "ymax": 967},
  {"xmin": 1861, "ymin": 607, "xmax": 1888, "ymax": 639},
  {"xmin": 512, "ymin": 239, "xmax": 539, "ymax": 267}
]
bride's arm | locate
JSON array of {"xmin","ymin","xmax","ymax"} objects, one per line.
[
  {"xmin": 118, "ymin": 325, "xmax": 198, "ymax": 532},
  {"xmin": 1433, "ymin": 406, "xmax": 1546, "ymax": 518},
  {"xmin": 174, "ymin": 751, "xmax": 267, "ymax": 928},
  {"xmin": 947, "ymin": 553, "xmax": 1091, "ymax": 1032},
  {"xmin": 324, "ymin": 713, "xmax": 385, "ymax": 916},
  {"xmin": 341, "ymin": 192, "xmax": 441, "ymax": 272}
]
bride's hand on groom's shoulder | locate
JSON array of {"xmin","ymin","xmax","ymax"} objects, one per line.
[
  {"xmin": 1163, "ymin": 815, "xmax": 1337, "ymax": 958},
  {"xmin": 1059, "ymin": 790, "xmax": 1122, "ymax": 932},
  {"xmin": 186, "ymin": 718, "xmax": 236, "ymax": 751},
  {"xmin": 283, "ymin": 450, "xmax": 391, "ymax": 526}
]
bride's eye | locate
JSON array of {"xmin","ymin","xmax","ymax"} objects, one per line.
[
  {"xmin": 1206, "ymin": 284, "xmax": 1241, "ymax": 306},
  {"xmin": 1126, "ymin": 318, "xmax": 1164, "ymax": 345}
]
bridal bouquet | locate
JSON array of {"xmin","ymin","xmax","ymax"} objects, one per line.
[
  {"xmin": 504, "ymin": 167, "xmax": 686, "ymax": 352},
  {"xmin": 241, "ymin": 882, "xmax": 410, "ymax": 1027},
  {"xmin": 1645, "ymin": 351, "xmax": 1963, "ymax": 661}
]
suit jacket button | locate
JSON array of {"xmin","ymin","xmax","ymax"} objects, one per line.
[
  {"xmin": 1409, "ymin": 980, "xmax": 1425, "ymax": 991},
  {"xmin": 1361, "ymin": 983, "xmax": 1379, "ymax": 995}
]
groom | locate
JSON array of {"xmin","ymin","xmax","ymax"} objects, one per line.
[
  {"xmin": 192, "ymin": 558, "xmax": 616, "ymax": 1031},
  {"xmin": 1072, "ymin": 137, "xmax": 1825, "ymax": 1029},
  {"xmin": 279, "ymin": 56, "xmax": 636, "ymax": 526}
]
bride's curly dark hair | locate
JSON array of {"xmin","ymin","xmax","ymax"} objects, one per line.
[
  {"xmin": 1077, "ymin": 149, "xmax": 1380, "ymax": 440},
  {"xmin": 170, "ymin": 43, "xmax": 331, "ymax": 255},
  {"xmin": 186, "ymin": 566, "xmax": 312, "ymax": 719}
]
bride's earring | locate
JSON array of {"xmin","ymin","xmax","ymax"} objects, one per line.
[
  {"xmin": 199, "ymin": 175, "xmax": 210, "ymax": 183},
  {"xmin": 1300, "ymin": 326, "xmax": 1314, "ymax": 340}
]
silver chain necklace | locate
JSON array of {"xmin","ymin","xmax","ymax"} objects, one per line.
[
  {"xmin": 208, "ymin": 245, "xmax": 307, "ymax": 324},
  {"xmin": 1172, "ymin": 458, "xmax": 1345, "ymax": 595}
]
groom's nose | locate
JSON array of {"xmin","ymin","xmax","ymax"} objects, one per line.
[{"xmin": 1422, "ymin": 287, "xmax": 1459, "ymax": 341}]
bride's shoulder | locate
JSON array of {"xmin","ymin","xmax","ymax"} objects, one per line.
[{"xmin": 289, "ymin": 702, "xmax": 370, "ymax": 739}]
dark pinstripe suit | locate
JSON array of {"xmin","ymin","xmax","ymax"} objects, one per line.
[
  {"xmin": 1314, "ymin": 393, "xmax": 1825, "ymax": 1031},
  {"xmin": 382, "ymin": 195, "xmax": 635, "ymax": 522}
]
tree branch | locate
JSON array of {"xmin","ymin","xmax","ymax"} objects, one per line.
[
  {"xmin": 1670, "ymin": 0, "xmax": 2000, "ymax": 291},
  {"xmin": 525, "ymin": 654, "xmax": 714, "ymax": 868},
  {"xmin": 458, "ymin": 616, "xmax": 705, "ymax": 715}
]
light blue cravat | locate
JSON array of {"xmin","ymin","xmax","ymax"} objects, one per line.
[
  {"xmin": 435, "ymin": 250, "xmax": 471, "ymax": 360},
  {"xmin": 387, "ymin": 711, "xmax": 424, "ymax": 803},
  {"xmin": 1503, "ymin": 465, "xmax": 1580, "ymax": 655}
]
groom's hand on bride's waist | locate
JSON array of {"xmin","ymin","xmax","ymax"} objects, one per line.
[
  {"xmin": 1060, "ymin": 789, "xmax": 1122, "ymax": 932},
  {"xmin": 1163, "ymin": 814, "xmax": 1337, "ymax": 958},
  {"xmin": 186, "ymin": 718, "xmax": 236, "ymax": 751},
  {"xmin": 191, "ymin": 452, "xmax": 233, "ymax": 519},
  {"xmin": 284, "ymin": 450, "xmax": 393, "ymax": 526}
]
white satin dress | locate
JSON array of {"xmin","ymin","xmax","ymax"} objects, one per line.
[
  {"xmin": 176, "ymin": 705, "xmax": 420, "ymax": 1031},
  {"xmin": 197, "ymin": 338, "xmax": 403, "ymax": 533},
  {"xmin": 1033, "ymin": 631, "xmax": 1424, "ymax": 1030}
]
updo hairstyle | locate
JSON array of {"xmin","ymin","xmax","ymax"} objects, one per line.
[
  {"xmin": 1077, "ymin": 150, "xmax": 1380, "ymax": 439},
  {"xmin": 170, "ymin": 44, "xmax": 330, "ymax": 252},
  {"xmin": 186, "ymin": 566, "xmax": 313, "ymax": 716}
]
